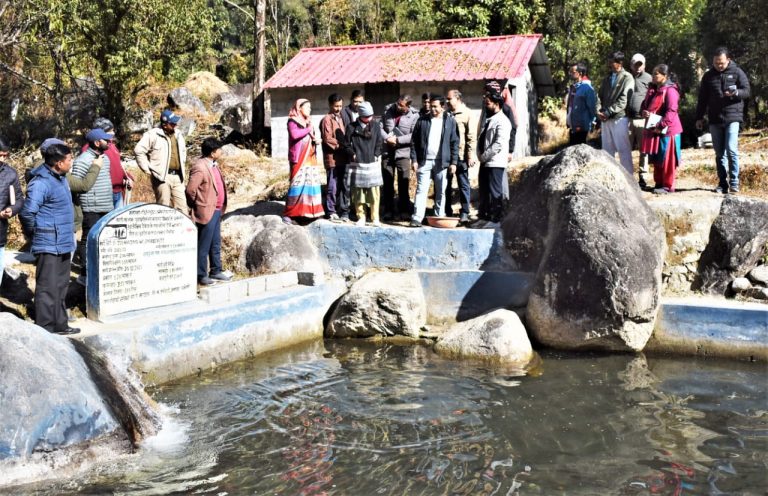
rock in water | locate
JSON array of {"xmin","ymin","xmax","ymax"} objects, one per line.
[
  {"xmin": 696, "ymin": 195, "xmax": 768, "ymax": 295},
  {"xmin": 326, "ymin": 271, "xmax": 426, "ymax": 338},
  {"xmin": 0, "ymin": 314, "xmax": 122, "ymax": 459},
  {"xmin": 502, "ymin": 145, "xmax": 665, "ymax": 351},
  {"xmin": 434, "ymin": 309, "xmax": 533, "ymax": 366}
]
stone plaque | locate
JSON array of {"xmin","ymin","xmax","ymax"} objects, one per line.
[{"xmin": 86, "ymin": 203, "xmax": 197, "ymax": 321}]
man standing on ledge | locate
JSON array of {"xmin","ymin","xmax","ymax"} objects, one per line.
[
  {"xmin": 695, "ymin": 47, "xmax": 750, "ymax": 194},
  {"xmin": 597, "ymin": 51, "xmax": 634, "ymax": 175},
  {"xmin": 134, "ymin": 109, "xmax": 187, "ymax": 212},
  {"xmin": 20, "ymin": 143, "xmax": 80, "ymax": 335},
  {"xmin": 445, "ymin": 89, "xmax": 477, "ymax": 225},
  {"xmin": 474, "ymin": 92, "xmax": 511, "ymax": 229},
  {"xmin": 628, "ymin": 53, "xmax": 653, "ymax": 188},
  {"xmin": 409, "ymin": 95, "xmax": 458, "ymax": 227}
]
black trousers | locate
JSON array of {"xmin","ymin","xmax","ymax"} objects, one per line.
[
  {"xmin": 78, "ymin": 211, "xmax": 107, "ymax": 275},
  {"xmin": 445, "ymin": 160, "xmax": 471, "ymax": 216},
  {"xmin": 35, "ymin": 252, "xmax": 71, "ymax": 332},
  {"xmin": 381, "ymin": 157, "xmax": 412, "ymax": 216},
  {"xmin": 478, "ymin": 166, "xmax": 505, "ymax": 222},
  {"xmin": 569, "ymin": 130, "xmax": 588, "ymax": 145}
]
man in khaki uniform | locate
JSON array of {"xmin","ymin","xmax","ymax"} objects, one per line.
[
  {"xmin": 445, "ymin": 89, "xmax": 478, "ymax": 225},
  {"xmin": 134, "ymin": 109, "xmax": 187, "ymax": 212}
]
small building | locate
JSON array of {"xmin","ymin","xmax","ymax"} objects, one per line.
[{"xmin": 263, "ymin": 35, "xmax": 554, "ymax": 162}]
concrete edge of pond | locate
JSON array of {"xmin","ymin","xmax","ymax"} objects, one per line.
[
  {"xmin": 75, "ymin": 278, "xmax": 347, "ymax": 385},
  {"xmin": 648, "ymin": 296, "xmax": 768, "ymax": 361},
  {"xmin": 69, "ymin": 271, "xmax": 766, "ymax": 387}
]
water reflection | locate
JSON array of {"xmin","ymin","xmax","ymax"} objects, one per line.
[{"xmin": 13, "ymin": 340, "xmax": 767, "ymax": 495}]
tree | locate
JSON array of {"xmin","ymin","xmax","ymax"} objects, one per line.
[{"xmin": 22, "ymin": 0, "xmax": 216, "ymax": 131}]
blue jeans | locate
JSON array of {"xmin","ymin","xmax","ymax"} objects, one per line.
[
  {"xmin": 197, "ymin": 209, "xmax": 222, "ymax": 279},
  {"xmin": 445, "ymin": 160, "xmax": 471, "ymax": 216},
  {"xmin": 113, "ymin": 191, "xmax": 124, "ymax": 209},
  {"xmin": 412, "ymin": 160, "xmax": 447, "ymax": 222},
  {"xmin": 710, "ymin": 122, "xmax": 740, "ymax": 190}
]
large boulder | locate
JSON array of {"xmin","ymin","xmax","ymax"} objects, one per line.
[
  {"xmin": 212, "ymin": 91, "xmax": 247, "ymax": 114},
  {"xmin": 244, "ymin": 215, "xmax": 322, "ymax": 274},
  {"xmin": 696, "ymin": 195, "xmax": 768, "ymax": 295},
  {"xmin": 434, "ymin": 309, "xmax": 533, "ymax": 366},
  {"xmin": 326, "ymin": 271, "xmax": 427, "ymax": 338},
  {"xmin": 0, "ymin": 314, "xmax": 122, "ymax": 459},
  {"xmin": 167, "ymin": 87, "xmax": 208, "ymax": 116},
  {"xmin": 220, "ymin": 100, "xmax": 253, "ymax": 135},
  {"xmin": 502, "ymin": 145, "xmax": 665, "ymax": 351}
]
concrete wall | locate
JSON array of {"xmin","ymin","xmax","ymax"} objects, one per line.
[
  {"xmin": 81, "ymin": 279, "xmax": 346, "ymax": 385},
  {"xmin": 418, "ymin": 270, "xmax": 533, "ymax": 325},
  {"xmin": 647, "ymin": 297, "xmax": 768, "ymax": 361},
  {"xmin": 305, "ymin": 221, "xmax": 515, "ymax": 278}
]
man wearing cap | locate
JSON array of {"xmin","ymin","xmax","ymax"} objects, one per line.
[
  {"xmin": 474, "ymin": 92, "xmax": 511, "ymax": 228},
  {"xmin": 20, "ymin": 143, "xmax": 80, "ymax": 335},
  {"xmin": 597, "ymin": 51, "xmax": 635, "ymax": 175},
  {"xmin": 382, "ymin": 94, "xmax": 419, "ymax": 221},
  {"xmin": 134, "ymin": 109, "xmax": 187, "ymax": 212},
  {"xmin": 71, "ymin": 128, "xmax": 115, "ymax": 282},
  {"xmin": 628, "ymin": 53, "xmax": 653, "ymax": 188},
  {"xmin": 90, "ymin": 117, "xmax": 133, "ymax": 208}
]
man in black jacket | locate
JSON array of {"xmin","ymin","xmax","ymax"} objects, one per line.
[
  {"xmin": 0, "ymin": 138, "xmax": 24, "ymax": 290},
  {"xmin": 409, "ymin": 95, "xmax": 459, "ymax": 227},
  {"xmin": 695, "ymin": 47, "xmax": 751, "ymax": 194}
]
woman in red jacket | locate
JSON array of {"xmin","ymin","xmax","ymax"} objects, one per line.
[{"xmin": 640, "ymin": 65, "xmax": 683, "ymax": 194}]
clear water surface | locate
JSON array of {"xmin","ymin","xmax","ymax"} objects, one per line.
[{"xmin": 20, "ymin": 340, "xmax": 768, "ymax": 495}]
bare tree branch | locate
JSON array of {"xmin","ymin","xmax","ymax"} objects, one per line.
[{"xmin": 0, "ymin": 60, "xmax": 54, "ymax": 92}]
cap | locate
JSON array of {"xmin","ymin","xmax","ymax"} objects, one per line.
[
  {"xmin": 357, "ymin": 101, "xmax": 374, "ymax": 118},
  {"xmin": 484, "ymin": 80, "xmax": 502, "ymax": 94},
  {"xmin": 85, "ymin": 128, "xmax": 115, "ymax": 142},
  {"xmin": 160, "ymin": 109, "xmax": 181, "ymax": 125},
  {"xmin": 40, "ymin": 138, "xmax": 67, "ymax": 153},
  {"xmin": 631, "ymin": 53, "xmax": 645, "ymax": 65}
]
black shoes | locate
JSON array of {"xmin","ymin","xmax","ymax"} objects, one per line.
[
  {"xmin": 198, "ymin": 276, "xmax": 216, "ymax": 286},
  {"xmin": 53, "ymin": 327, "xmax": 80, "ymax": 335}
]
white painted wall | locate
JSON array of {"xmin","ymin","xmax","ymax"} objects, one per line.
[{"xmin": 268, "ymin": 75, "xmax": 540, "ymax": 163}]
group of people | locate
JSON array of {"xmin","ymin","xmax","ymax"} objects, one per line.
[
  {"xmin": 0, "ymin": 110, "xmax": 233, "ymax": 336},
  {"xmin": 566, "ymin": 47, "xmax": 750, "ymax": 194},
  {"xmin": 282, "ymin": 82, "xmax": 518, "ymax": 229}
]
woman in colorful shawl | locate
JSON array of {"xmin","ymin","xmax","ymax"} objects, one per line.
[
  {"xmin": 284, "ymin": 99, "xmax": 325, "ymax": 224},
  {"xmin": 640, "ymin": 65, "xmax": 683, "ymax": 194}
]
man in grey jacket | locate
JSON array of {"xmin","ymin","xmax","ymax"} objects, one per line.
[
  {"xmin": 382, "ymin": 95, "xmax": 419, "ymax": 220},
  {"xmin": 72, "ymin": 128, "xmax": 114, "ymax": 283},
  {"xmin": 134, "ymin": 110, "xmax": 187, "ymax": 212},
  {"xmin": 474, "ymin": 92, "xmax": 511, "ymax": 229},
  {"xmin": 597, "ymin": 51, "xmax": 635, "ymax": 175}
]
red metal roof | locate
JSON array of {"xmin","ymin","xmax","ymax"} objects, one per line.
[{"xmin": 264, "ymin": 35, "xmax": 544, "ymax": 89}]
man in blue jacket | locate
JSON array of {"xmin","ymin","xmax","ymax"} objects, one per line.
[
  {"xmin": 20, "ymin": 143, "xmax": 80, "ymax": 335},
  {"xmin": 409, "ymin": 95, "xmax": 459, "ymax": 227},
  {"xmin": 566, "ymin": 62, "xmax": 597, "ymax": 145},
  {"xmin": 695, "ymin": 47, "xmax": 751, "ymax": 194}
]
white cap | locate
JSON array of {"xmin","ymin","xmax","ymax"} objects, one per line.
[{"xmin": 631, "ymin": 53, "xmax": 645, "ymax": 65}]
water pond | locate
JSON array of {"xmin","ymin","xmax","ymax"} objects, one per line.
[{"xmin": 22, "ymin": 340, "xmax": 768, "ymax": 494}]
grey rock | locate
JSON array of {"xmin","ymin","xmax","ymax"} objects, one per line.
[
  {"xmin": 123, "ymin": 109, "xmax": 154, "ymax": 134},
  {"xmin": 434, "ymin": 309, "xmax": 533, "ymax": 365},
  {"xmin": 220, "ymin": 101, "xmax": 252, "ymax": 136},
  {"xmin": 502, "ymin": 145, "xmax": 665, "ymax": 351},
  {"xmin": 748, "ymin": 287, "xmax": 768, "ymax": 300},
  {"xmin": 326, "ymin": 271, "xmax": 426, "ymax": 338},
  {"xmin": 731, "ymin": 277, "xmax": 752, "ymax": 293},
  {"xmin": 244, "ymin": 215, "xmax": 322, "ymax": 274},
  {"xmin": 167, "ymin": 87, "xmax": 208, "ymax": 116},
  {"xmin": 212, "ymin": 91, "xmax": 246, "ymax": 113},
  {"xmin": 747, "ymin": 265, "xmax": 768, "ymax": 285},
  {"xmin": 696, "ymin": 196, "xmax": 768, "ymax": 295},
  {"xmin": 221, "ymin": 214, "xmax": 268, "ymax": 272},
  {"xmin": 176, "ymin": 116, "xmax": 196, "ymax": 138},
  {"xmin": 0, "ymin": 314, "xmax": 121, "ymax": 459}
]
